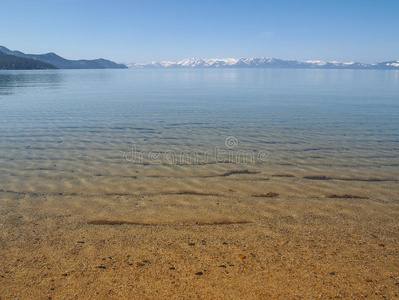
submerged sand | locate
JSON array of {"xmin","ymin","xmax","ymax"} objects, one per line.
[{"xmin": 0, "ymin": 162, "xmax": 398, "ymax": 299}]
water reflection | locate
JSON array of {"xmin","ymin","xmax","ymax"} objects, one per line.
[{"xmin": 0, "ymin": 70, "xmax": 63, "ymax": 96}]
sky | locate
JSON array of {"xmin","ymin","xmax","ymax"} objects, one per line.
[{"xmin": 1, "ymin": 0, "xmax": 399, "ymax": 64}]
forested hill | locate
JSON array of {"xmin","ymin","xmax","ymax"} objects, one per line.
[
  {"xmin": 0, "ymin": 46, "xmax": 127, "ymax": 69},
  {"xmin": 0, "ymin": 51, "xmax": 56, "ymax": 70}
]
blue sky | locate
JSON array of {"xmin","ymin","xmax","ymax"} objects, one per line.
[{"xmin": 1, "ymin": 0, "xmax": 398, "ymax": 63}]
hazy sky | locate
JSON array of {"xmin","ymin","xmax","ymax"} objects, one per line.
[{"xmin": 1, "ymin": 0, "xmax": 398, "ymax": 63}]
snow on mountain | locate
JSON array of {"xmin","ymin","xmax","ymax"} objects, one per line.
[
  {"xmin": 385, "ymin": 61, "xmax": 399, "ymax": 67},
  {"xmin": 127, "ymin": 57, "xmax": 399, "ymax": 70},
  {"xmin": 304, "ymin": 60, "xmax": 327, "ymax": 66}
]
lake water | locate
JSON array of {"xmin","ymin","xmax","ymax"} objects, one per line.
[
  {"xmin": 1, "ymin": 68, "xmax": 399, "ymax": 299},
  {"xmin": 0, "ymin": 69, "xmax": 398, "ymax": 214}
]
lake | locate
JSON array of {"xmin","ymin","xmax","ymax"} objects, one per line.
[
  {"xmin": 1, "ymin": 68, "xmax": 399, "ymax": 299},
  {"xmin": 1, "ymin": 69, "xmax": 398, "ymax": 186}
]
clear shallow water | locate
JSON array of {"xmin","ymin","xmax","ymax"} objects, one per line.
[
  {"xmin": 0, "ymin": 69, "xmax": 398, "ymax": 198},
  {"xmin": 2, "ymin": 69, "xmax": 399, "ymax": 300}
]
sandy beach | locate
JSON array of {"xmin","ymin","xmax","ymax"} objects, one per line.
[{"xmin": 1, "ymin": 162, "xmax": 398, "ymax": 299}]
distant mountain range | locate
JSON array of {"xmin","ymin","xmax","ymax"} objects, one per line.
[
  {"xmin": 128, "ymin": 57, "xmax": 399, "ymax": 70},
  {"xmin": 2, "ymin": 46, "xmax": 397, "ymax": 71},
  {"xmin": 0, "ymin": 46, "xmax": 127, "ymax": 70}
]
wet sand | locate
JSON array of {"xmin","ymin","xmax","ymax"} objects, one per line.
[{"xmin": 1, "ymin": 162, "xmax": 398, "ymax": 299}]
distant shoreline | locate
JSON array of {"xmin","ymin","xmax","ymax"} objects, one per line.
[
  {"xmin": 128, "ymin": 57, "xmax": 399, "ymax": 70},
  {"xmin": 0, "ymin": 45, "xmax": 127, "ymax": 70}
]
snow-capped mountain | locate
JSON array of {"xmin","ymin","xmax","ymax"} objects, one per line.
[{"xmin": 127, "ymin": 58, "xmax": 399, "ymax": 70}]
